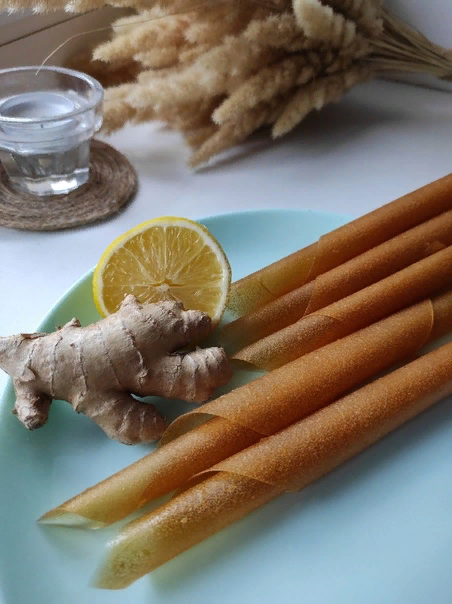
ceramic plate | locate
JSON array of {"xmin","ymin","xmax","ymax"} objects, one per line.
[{"xmin": 1, "ymin": 209, "xmax": 452, "ymax": 604}]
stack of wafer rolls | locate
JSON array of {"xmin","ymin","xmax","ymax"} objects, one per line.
[
  {"xmin": 95, "ymin": 340, "xmax": 452, "ymax": 588},
  {"xmin": 39, "ymin": 289, "xmax": 452, "ymax": 529},
  {"xmin": 228, "ymin": 172, "xmax": 452, "ymax": 318},
  {"xmin": 220, "ymin": 208, "xmax": 452, "ymax": 354},
  {"xmin": 232, "ymin": 244, "xmax": 452, "ymax": 369}
]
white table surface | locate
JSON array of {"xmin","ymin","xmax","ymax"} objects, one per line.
[{"xmin": 1, "ymin": 78, "xmax": 451, "ymax": 397}]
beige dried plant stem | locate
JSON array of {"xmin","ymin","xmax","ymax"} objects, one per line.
[
  {"xmin": 212, "ymin": 55, "xmax": 315, "ymax": 124},
  {"xmin": 95, "ymin": 339, "xmax": 452, "ymax": 587},
  {"xmin": 34, "ymin": 1, "xmax": 220, "ymax": 74},
  {"xmin": 293, "ymin": 0, "xmax": 357, "ymax": 47},
  {"xmin": 323, "ymin": 0, "xmax": 383, "ymax": 37},
  {"xmin": 244, "ymin": 12, "xmax": 304, "ymax": 47},
  {"xmin": 40, "ymin": 289, "xmax": 452, "ymax": 528},
  {"xmin": 371, "ymin": 9, "xmax": 452, "ymax": 80},
  {"xmin": 220, "ymin": 208, "xmax": 452, "ymax": 354},
  {"xmin": 189, "ymin": 102, "xmax": 274, "ymax": 168},
  {"xmin": 227, "ymin": 172, "xmax": 452, "ymax": 317},
  {"xmin": 272, "ymin": 61, "xmax": 373, "ymax": 137},
  {"xmin": 93, "ymin": 12, "xmax": 191, "ymax": 63}
]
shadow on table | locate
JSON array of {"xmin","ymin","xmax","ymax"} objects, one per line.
[{"xmin": 195, "ymin": 96, "xmax": 411, "ymax": 173}]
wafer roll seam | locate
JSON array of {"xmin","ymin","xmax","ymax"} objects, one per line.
[
  {"xmin": 95, "ymin": 341, "xmax": 452, "ymax": 588},
  {"xmin": 221, "ymin": 208, "xmax": 452, "ymax": 353},
  {"xmin": 233, "ymin": 244, "xmax": 452, "ymax": 370},
  {"xmin": 40, "ymin": 290, "xmax": 452, "ymax": 528},
  {"xmin": 228, "ymin": 172, "xmax": 452, "ymax": 317},
  {"xmin": 165, "ymin": 296, "xmax": 439, "ymax": 440}
]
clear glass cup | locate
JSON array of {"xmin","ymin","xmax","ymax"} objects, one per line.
[{"xmin": 0, "ymin": 66, "xmax": 104, "ymax": 196}]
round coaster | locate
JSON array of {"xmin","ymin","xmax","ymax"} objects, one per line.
[{"xmin": 0, "ymin": 140, "xmax": 137, "ymax": 231}]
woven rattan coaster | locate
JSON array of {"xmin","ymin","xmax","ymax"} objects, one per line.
[{"xmin": 0, "ymin": 140, "xmax": 137, "ymax": 231}]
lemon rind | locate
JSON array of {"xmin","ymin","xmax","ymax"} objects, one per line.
[{"xmin": 92, "ymin": 216, "xmax": 231, "ymax": 323}]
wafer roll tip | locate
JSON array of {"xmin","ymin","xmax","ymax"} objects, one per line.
[
  {"xmin": 93, "ymin": 534, "xmax": 144, "ymax": 590},
  {"xmin": 38, "ymin": 510, "xmax": 105, "ymax": 529}
]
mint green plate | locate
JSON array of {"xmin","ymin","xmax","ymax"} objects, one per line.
[{"xmin": 1, "ymin": 209, "xmax": 452, "ymax": 604}]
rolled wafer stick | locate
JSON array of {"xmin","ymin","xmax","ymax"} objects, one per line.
[
  {"xmin": 220, "ymin": 209, "xmax": 452, "ymax": 354},
  {"xmin": 228, "ymin": 172, "xmax": 452, "ymax": 317},
  {"xmin": 233, "ymin": 244, "xmax": 452, "ymax": 370},
  {"xmin": 40, "ymin": 290, "xmax": 452, "ymax": 528},
  {"xmin": 38, "ymin": 417, "xmax": 260, "ymax": 528},
  {"xmin": 95, "ymin": 340, "xmax": 452, "ymax": 588}
]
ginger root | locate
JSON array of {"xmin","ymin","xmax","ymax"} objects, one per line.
[{"xmin": 0, "ymin": 296, "xmax": 232, "ymax": 445}]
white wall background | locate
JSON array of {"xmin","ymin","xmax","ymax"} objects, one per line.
[
  {"xmin": 0, "ymin": 0, "xmax": 451, "ymax": 46},
  {"xmin": 0, "ymin": 7, "xmax": 130, "ymax": 69},
  {"xmin": 391, "ymin": 0, "xmax": 452, "ymax": 48}
]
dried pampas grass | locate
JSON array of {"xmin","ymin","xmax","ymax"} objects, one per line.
[{"xmin": 6, "ymin": 0, "xmax": 451, "ymax": 167}]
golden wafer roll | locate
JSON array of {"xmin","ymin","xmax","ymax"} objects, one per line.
[
  {"xmin": 233, "ymin": 244, "xmax": 452, "ymax": 369},
  {"xmin": 228, "ymin": 173, "xmax": 452, "ymax": 317},
  {"xmin": 40, "ymin": 290, "xmax": 452, "ymax": 528},
  {"xmin": 38, "ymin": 417, "xmax": 260, "ymax": 528},
  {"xmin": 96, "ymin": 340, "xmax": 452, "ymax": 588},
  {"xmin": 220, "ymin": 208, "xmax": 452, "ymax": 353}
]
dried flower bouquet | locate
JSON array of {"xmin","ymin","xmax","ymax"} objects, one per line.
[{"xmin": 6, "ymin": 0, "xmax": 451, "ymax": 166}]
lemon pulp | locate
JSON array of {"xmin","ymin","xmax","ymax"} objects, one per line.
[{"xmin": 93, "ymin": 217, "xmax": 231, "ymax": 324}]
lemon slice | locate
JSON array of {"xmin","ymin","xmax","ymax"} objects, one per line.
[{"xmin": 93, "ymin": 216, "xmax": 231, "ymax": 324}]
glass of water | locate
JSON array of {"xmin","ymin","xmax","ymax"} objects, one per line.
[{"xmin": 0, "ymin": 66, "xmax": 104, "ymax": 196}]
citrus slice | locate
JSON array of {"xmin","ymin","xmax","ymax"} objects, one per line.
[{"xmin": 93, "ymin": 216, "xmax": 231, "ymax": 324}]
